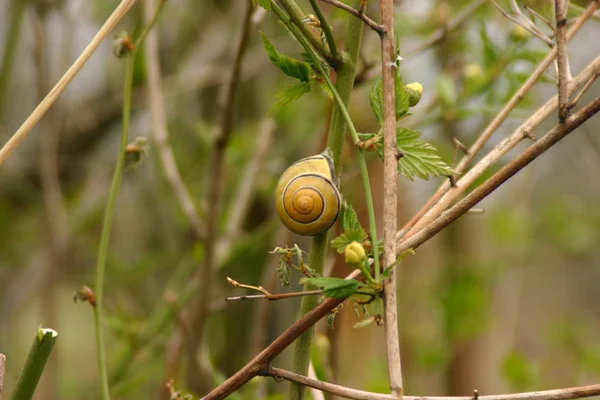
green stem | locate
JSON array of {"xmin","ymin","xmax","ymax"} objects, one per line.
[
  {"xmin": 309, "ymin": 0, "xmax": 337, "ymax": 59},
  {"xmin": 271, "ymin": 2, "xmax": 381, "ymax": 278},
  {"xmin": 133, "ymin": 0, "xmax": 166, "ymax": 53},
  {"xmin": 291, "ymin": 233, "xmax": 328, "ymax": 400},
  {"xmin": 93, "ymin": 5, "xmax": 166, "ymax": 397},
  {"xmin": 11, "ymin": 328, "xmax": 58, "ymax": 400},
  {"xmin": 0, "ymin": 0, "xmax": 27, "ymax": 119},
  {"xmin": 272, "ymin": 1, "xmax": 368, "ymax": 399},
  {"xmin": 278, "ymin": 0, "xmax": 340, "ymax": 68},
  {"xmin": 93, "ymin": 54, "xmax": 133, "ymax": 400}
]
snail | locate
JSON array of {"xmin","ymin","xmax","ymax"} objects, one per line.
[{"xmin": 275, "ymin": 152, "xmax": 341, "ymax": 236}]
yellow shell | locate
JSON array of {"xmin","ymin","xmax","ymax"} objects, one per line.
[{"xmin": 275, "ymin": 153, "xmax": 341, "ymax": 236}]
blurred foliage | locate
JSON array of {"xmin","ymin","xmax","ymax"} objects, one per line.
[{"xmin": 0, "ymin": 0, "xmax": 599, "ymax": 399}]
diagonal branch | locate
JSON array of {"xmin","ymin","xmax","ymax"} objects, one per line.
[{"xmin": 317, "ymin": 0, "xmax": 384, "ymax": 33}]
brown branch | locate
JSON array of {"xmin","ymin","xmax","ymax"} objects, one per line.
[
  {"xmin": 185, "ymin": 1, "xmax": 255, "ymax": 394},
  {"xmin": 555, "ymin": 0, "xmax": 569, "ymax": 121},
  {"xmin": 144, "ymin": 0, "xmax": 205, "ymax": 241},
  {"xmin": 404, "ymin": 0, "xmax": 487, "ymax": 57},
  {"xmin": 0, "ymin": 0, "xmax": 138, "ymax": 166},
  {"xmin": 263, "ymin": 367, "xmax": 600, "ymax": 400},
  {"xmin": 380, "ymin": 0, "xmax": 402, "ymax": 397},
  {"xmin": 318, "ymin": 0, "xmax": 384, "ymax": 33},
  {"xmin": 0, "ymin": 353, "xmax": 5, "ymax": 400},
  {"xmin": 399, "ymin": 0, "xmax": 599, "ymax": 237}
]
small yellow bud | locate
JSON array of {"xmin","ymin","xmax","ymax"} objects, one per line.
[
  {"xmin": 510, "ymin": 25, "xmax": 530, "ymax": 42},
  {"xmin": 345, "ymin": 241, "xmax": 366, "ymax": 265},
  {"xmin": 463, "ymin": 64, "xmax": 485, "ymax": 88},
  {"xmin": 405, "ymin": 82, "xmax": 423, "ymax": 107}
]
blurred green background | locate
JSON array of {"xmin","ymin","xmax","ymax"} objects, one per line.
[{"xmin": 0, "ymin": 0, "xmax": 600, "ymax": 399}]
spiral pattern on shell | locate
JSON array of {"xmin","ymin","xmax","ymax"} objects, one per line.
[{"xmin": 275, "ymin": 153, "xmax": 341, "ymax": 236}]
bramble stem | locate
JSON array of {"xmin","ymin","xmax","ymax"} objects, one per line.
[{"xmin": 10, "ymin": 329, "xmax": 57, "ymax": 400}]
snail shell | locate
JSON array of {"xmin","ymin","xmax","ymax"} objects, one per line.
[{"xmin": 275, "ymin": 152, "xmax": 341, "ymax": 236}]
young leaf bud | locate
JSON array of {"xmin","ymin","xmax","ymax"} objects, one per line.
[
  {"xmin": 345, "ymin": 241, "xmax": 366, "ymax": 265},
  {"xmin": 510, "ymin": 25, "xmax": 530, "ymax": 42},
  {"xmin": 405, "ymin": 82, "xmax": 423, "ymax": 107}
]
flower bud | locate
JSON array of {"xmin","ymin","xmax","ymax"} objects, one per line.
[
  {"xmin": 405, "ymin": 82, "xmax": 423, "ymax": 107},
  {"xmin": 510, "ymin": 25, "xmax": 530, "ymax": 42},
  {"xmin": 463, "ymin": 63, "xmax": 485, "ymax": 87},
  {"xmin": 345, "ymin": 241, "xmax": 366, "ymax": 265},
  {"xmin": 112, "ymin": 31, "xmax": 134, "ymax": 58}
]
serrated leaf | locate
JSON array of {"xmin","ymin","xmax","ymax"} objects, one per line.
[
  {"xmin": 369, "ymin": 79, "xmax": 384, "ymax": 123},
  {"xmin": 261, "ymin": 33, "xmax": 311, "ymax": 82},
  {"xmin": 252, "ymin": 0, "xmax": 271, "ymax": 11},
  {"xmin": 369, "ymin": 75, "xmax": 411, "ymax": 123},
  {"xmin": 353, "ymin": 316, "xmax": 375, "ymax": 329},
  {"xmin": 300, "ymin": 277, "xmax": 361, "ymax": 298},
  {"xmin": 393, "ymin": 128, "xmax": 455, "ymax": 180},
  {"xmin": 340, "ymin": 202, "xmax": 363, "ymax": 233},
  {"xmin": 270, "ymin": 82, "xmax": 311, "ymax": 113}
]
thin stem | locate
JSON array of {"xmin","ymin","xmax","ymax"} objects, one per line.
[
  {"xmin": 309, "ymin": 0, "xmax": 338, "ymax": 58},
  {"xmin": 263, "ymin": 366, "xmax": 600, "ymax": 400},
  {"xmin": 0, "ymin": 353, "xmax": 4, "ymax": 398},
  {"xmin": 555, "ymin": 0, "xmax": 569, "ymax": 121},
  {"xmin": 226, "ymin": 290, "xmax": 323, "ymax": 301},
  {"xmin": 0, "ymin": 0, "xmax": 27, "ymax": 120},
  {"xmin": 317, "ymin": 0, "xmax": 385, "ymax": 33},
  {"xmin": 0, "ymin": 0, "xmax": 138, "ymax": 166},
  {"xmin": 10, "ymin": 329, "xmax": 58, "ymax": 400},
  {"xmin": 380, "ymin": 0, "xmax": 402, "ymax": 395},
  {"xmin": 133, "ymin": 0, "xmax": 166, "ymax": 53},
  {"xmin": 278, "ymin": 0, "xmax": 341, "ymax": 68},
  {"xmin": 93, "ymin": 53, "xmax": 134, "ymax": 400},
  {"xmin": 291, "ymin": 234, "xmax": 328, "ymax": 400}
]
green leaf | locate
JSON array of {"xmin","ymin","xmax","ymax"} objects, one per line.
[
  {"xmin": 340, "ymin": 201, "xmax": 363, "ymax": 234},
  {"xmin": 300, "ymin": 277, "xmax": 361, "ymax": 298},
  {"xmin": 394, "ymin": 73, "xmax": 410, "ymax": 119},
  {"xmin": 369, "ymin": 79, "xmax": 384, "ymax": 123},
  {"xmin": 331, "ymin": 202, "xmax": 367, "ymax": 253},
  {"xmin": 393, "ymin": 128, "xmax": 455, "ymax": 181},
  {"xmin": 502, "ymin": 351, "xmax": 535, "ymax": 391},
  {"xmin": 261, "ymin": 33, "xmax": 311, "ymax": 82},
  {"xmin": 269, "ymin": 82, "xmax": 311, "ymax": 113},
  {"xmin": 369, "ymin": 75, "xmax": 410, "ymax": 123},
  {"xmin": 252, "ymin": 0, "xmax": 271, "ymax": 11}
]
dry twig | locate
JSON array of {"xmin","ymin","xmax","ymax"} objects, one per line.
[
  {"xmin": 144, "ymin": 0, "xmax": 205, "ymax": 241},
  {"xmin": 0, "ymin": 0, "xmax": 138, "ymax": 166},
  {"xmin": 317, "ymin": 0, "xmax": 384, "ymax": 33}
]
